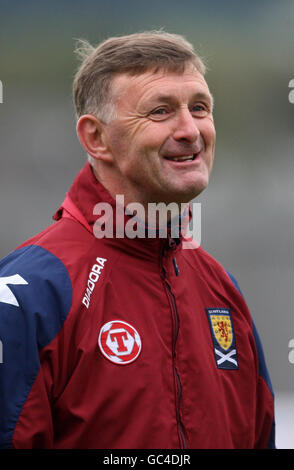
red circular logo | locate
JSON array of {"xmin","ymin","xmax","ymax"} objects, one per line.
[{"xmin": 98, "ymin": 320, "xmax": 142, "ymax": 365}]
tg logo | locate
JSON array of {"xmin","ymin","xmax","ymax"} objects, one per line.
[{"xmin": 98, "ymin": 320, "xmax": 142, "ymax": 365}]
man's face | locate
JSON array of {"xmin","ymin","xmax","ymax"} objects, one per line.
[{"xmin": 102, "ymin": 64, "xmax": 216, "ymax": 206}]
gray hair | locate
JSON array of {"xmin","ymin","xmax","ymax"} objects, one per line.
[{"xmin": 73, "ymin": 30, "xmax": 207, "ymax": 124}]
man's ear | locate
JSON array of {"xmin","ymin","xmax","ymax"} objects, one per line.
[{"xmin": 76, "ymin": 114, "xmax": 113, "ymax": 162}]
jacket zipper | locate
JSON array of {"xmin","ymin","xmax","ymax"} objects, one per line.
[
  {"xmin": 164, "ymin": 281, "xmax": 187, "ymax": 449},
  {"xmin": 160, "ymin": 243, "xmax": 187, "ymax": 449}
]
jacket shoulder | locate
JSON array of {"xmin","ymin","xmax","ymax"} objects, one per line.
[
  {"xmin": 0, "ymin": 244, "xmax": 72, "ymax": 448},
  {"xmin": 0, "ymin": 243, "xmax": 72, "ymax": 337}
]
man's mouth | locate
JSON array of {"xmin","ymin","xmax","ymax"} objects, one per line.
[{"xmin": 163, "ymin": 152, "xmax": 200, "ymax": 162}]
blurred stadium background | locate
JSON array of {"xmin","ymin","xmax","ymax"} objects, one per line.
[{"xmin": 0, "ymin": 0, "xmax": 293, "ymax": 448}]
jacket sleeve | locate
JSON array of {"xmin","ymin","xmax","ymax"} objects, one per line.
[
  {"xmin": 226, "ymin": 271, "xmax": 275, "ymax": 449},
  {"xmin": 0, "ymin": 245, "xmax": 72, "ymax": 448},
  {"xmin": 251, "ymin": 320, "xmax": 275, "ymax": 448}
]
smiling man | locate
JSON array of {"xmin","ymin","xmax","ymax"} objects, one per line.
[
  {"xmin": 0, "ymin": 31, "xmax": 275, "ymax": 449},
  {"xmin": 77, "ymin": 65, "xmax": 215, "ymax": 207}
]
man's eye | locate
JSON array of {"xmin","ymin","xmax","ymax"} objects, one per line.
[
  {"xmin": 191, "ymin": 103, "xmax": 209, "ymax": 117},
  {"xmin": 191, "ymin": 104, "xmax": 209, "ymax": 116},
  {"xmin": 148, "ymin": 107, "xmax": 171, "ymax": 120},
  {"xmin": 151, "ymin": 108, "xmax": 168, "ymax": 115}
]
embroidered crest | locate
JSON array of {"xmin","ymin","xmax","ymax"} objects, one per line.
[
  {"xmin": 206, "ymin": 308, "xmax": 238, "ymax": 370},
  {"xmin": 98, "ymin": 320, "xmax": 142, "ymax": 365}
]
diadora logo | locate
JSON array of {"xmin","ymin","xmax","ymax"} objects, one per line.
[
  {"xmin": 98, "ymin": 320, "xmax": 142, "ymax": 365},
  {"xmin": 82, "ymin": 257, "xmax": 107, "ymax": 309},
  {"xmin": 0, "ymin": 274, "xmax": 28, "ymax": 307}
]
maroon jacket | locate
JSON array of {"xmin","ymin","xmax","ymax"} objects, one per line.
[{"xmin": 0, "ymin": 163, "xmax": 275, "ymax": 449}]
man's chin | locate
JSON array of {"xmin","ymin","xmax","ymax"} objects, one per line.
[
  {"xmin": 175, "ymin": 177, "xmax": 209, "ymax": 202},
  {"xmin": 158, "ymin": 183, "xmax": 208, "ymax": 205},
  {"xmin": 173, "ymin": 169, "xmax": 210, "ymax": 198}
]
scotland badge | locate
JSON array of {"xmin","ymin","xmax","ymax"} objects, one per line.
[{"xmin": 206, "ymin": 308, "xmax": 238, "ymax": 370}]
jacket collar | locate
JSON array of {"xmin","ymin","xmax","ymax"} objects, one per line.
[{"xmin": 53, "ymin": 162, "xmax": 189, "ymax": 256}]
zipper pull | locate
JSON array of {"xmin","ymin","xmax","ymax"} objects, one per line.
[{"xmin": 172, "ymin": 257, "xmax": 180, "ymax": 276}]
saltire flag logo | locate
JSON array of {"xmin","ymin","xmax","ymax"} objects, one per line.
[{"xmin": 206, "ymin": 308, "xmax": 238, "ymax": 370}]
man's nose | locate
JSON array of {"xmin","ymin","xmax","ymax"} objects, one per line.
[{"xmin": 173, "ymin": 108, "xmax": 200, "ymax": 143}]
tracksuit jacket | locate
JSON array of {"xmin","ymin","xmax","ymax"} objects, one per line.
[{"xmin": 0, "ymin": 163, "xmax": 275, "ymax": 449}]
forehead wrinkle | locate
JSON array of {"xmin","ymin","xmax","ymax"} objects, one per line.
[
  {"xmin": 111, "ymin": 69, "xmax": 214, "ymax": 115},
  {"xmin": 136, "ymin": 78, "xmax": 213, "ymax": 111},
  {"xmin": 143, "ymin": 90, "xmax": 213, "ymax": 107},
  {"xmin": 111, "ymin": 71, "xmax": 165, "ymax": 103}
]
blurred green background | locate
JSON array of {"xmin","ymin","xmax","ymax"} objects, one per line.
[{"xmin": 0, "ymin": 0, "xmax": 293, "ymax": 446}]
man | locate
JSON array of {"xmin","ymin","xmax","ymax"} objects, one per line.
[{"xmin": 0, "ymin": 31, "xmax": 275, "ymax": 449}]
